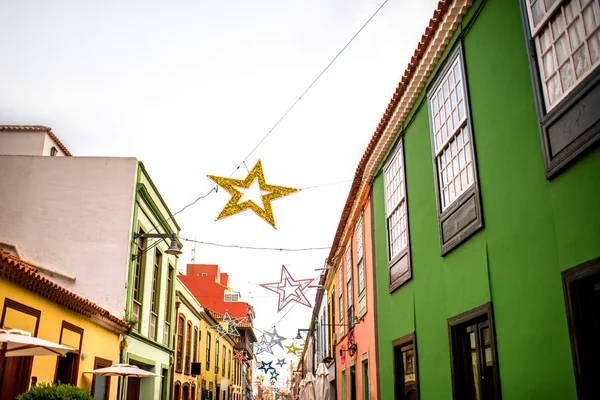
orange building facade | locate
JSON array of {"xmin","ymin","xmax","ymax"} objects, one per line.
[{"xmin": 328, "ymin": 189, "xmax": 378, "ymax": 400}]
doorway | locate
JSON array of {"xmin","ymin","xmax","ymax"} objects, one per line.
[
  {"xmin": 126, "ymin": 377, "xmax": 141, "ymax": 400},
  {"xmin": 563, "ymin": 257, "xmax": 600, "ymax": 399},
  {"xmin": 350, "ymin": 365, "xmax": 356, "ymax": 400}
]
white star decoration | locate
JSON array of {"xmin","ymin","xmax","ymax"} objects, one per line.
[
  {"xmin": 209, "ymin": 311, "xmax": 246, "ymax": 340},
  {"xmin": 259, "ymin": 265, "xmax": 313, "ymax": 312},
  {"xmin": 266, "ymin": 327, "xmax": 286, "ymax": 350}
]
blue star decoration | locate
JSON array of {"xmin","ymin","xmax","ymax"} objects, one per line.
[
  {"xmin": 270, "ymin": 370, "xmax": 280, "ymax": 380},
  {"xmin": 258, "ymin": 360, "xmax": 274, "ymax": 374},
  {"xmin": 275, "ymin": 358, "xmax": 286, "ymax": 367}
]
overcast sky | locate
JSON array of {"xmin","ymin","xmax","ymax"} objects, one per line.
[{"xmin": 0, "ymin": 0, "xmax": 439, "ymax": 385}]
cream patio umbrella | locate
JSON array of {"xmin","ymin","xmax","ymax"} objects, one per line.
[
  {"xmin": 303, "ymin": 372, "xmax": 316, "ymax": 400},
  {"xmin": 85, "ymin": 363, "xmax": 161, "ymax": 400},
  {"xmin": 314, "ymin": 362, "xmax": 329, "ymax": 400},
  {"xmin": 0, "ymin": 328, "xmax": 73, "ymax": 358},
  {"xmin": 298, "ymin": 378, "xmax": 305, "ymax": 400}
]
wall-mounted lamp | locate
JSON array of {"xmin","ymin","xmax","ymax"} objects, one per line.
[
  {"xmin": 296, "ymin": 329, "xmax": 311, "ymax": 340},
  {"xmin": 339, "ymin": 343, "xmax": 358, "ymax": 358},
  {"xmin": 132, "ymin": 233, "xmax": 183, "ymax": 260}
]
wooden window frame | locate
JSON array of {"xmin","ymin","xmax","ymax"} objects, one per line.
[
  {"xmin": 152, "ymin": 250, "xmax": 161, "ymax": 314},
  {"xmin": 447, "ymin": 302, "xmax": 501, "ymax": 400},
  {"xmin": 55, "ymin": 321, "xmax": 84, "ymax": 386},
  {"xmin": 215, "ymin": 339, "xmax": 220, "ymax": 374},
  {"xmin": 427, "ymin": 44, "xmax": 484, "ymax": 256},
  {"xmin": 221, "ymin": 344, "xmax": 226, "ymax": 377},
  {"xmin": 164, "ymin": 264, "xmax": 174, "ymax": 346},
  {"xmin": 193, "ymin": 327, "xmax": 199, "ymax": 363},
  {"xmin": 91, "ymin": 357, "xmax": 112, "ymax": 400},
  {"xmin": 561, "ymin": 256, "xmax": 600, "ymax": 399},
  {"xmin": 392, "ymin": 332, "xmax": 419, "ymax": 400},
  {"xmin": 176, "ymin": 314, "xmax": 185, "ymax": 373},
  {"xmin": 0, "ymin": 298, "xmax": 41, "ymax": 334},
  {"xmin": 345, "ymin": 245, "xmax": 355, "ymax": 331},
  {"xmin": 519, "ymin": 0, "xmax": 600, "ymax": 179},
  {"xmin": 185, "ymin": 321, "xmax": 192, "ymax": 375},
  {"xmin": 206, "ymin": 332, "xmax": 211, "ymax": 371},
  {"xmin": 383, "ymin": 139, "xmax": 413, "ymax": 291}
]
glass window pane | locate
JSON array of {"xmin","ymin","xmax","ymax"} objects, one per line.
[
  {"xmin": 556, "ymin": 34, "xmax": 570, "ymax": 64},
  {"xmin": 560, "ymin": 62, "xmax": 575, "ymax": 89},
  {"xmin": 568, "ymin": 17, "xmax": 585, "ymax": 48},
  {"xmin": 573, "ymin": 44, "xmax": 591, "ymax": 77},
  {"xmin": 589, "ymin": 30, "xmax": 600, "ymax": 63},
  {"xmin": 582, "ymin": 3, "xmax": 598, "ymax": 34},
  {"xmin": 532, "ymin": 0, "xmax": 544, "ymax": 25}
]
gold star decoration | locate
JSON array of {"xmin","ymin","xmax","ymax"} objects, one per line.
[
  {"xmin": 207, "ymin": 160, "xmax": 300, "ymax": 228},
  {"xmin": 285, "ymin": 343, "xmax": 301, "ymax": 355}
]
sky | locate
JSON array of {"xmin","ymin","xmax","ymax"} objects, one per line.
[{"xmin": 0, "ymin": 0, "xmax": 439, "ymax": 387}]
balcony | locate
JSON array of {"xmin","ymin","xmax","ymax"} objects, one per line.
[
  {"xmin": 234, "ymin": 340, "xmax": 254, "ymax": 359},
  {"xmin": 347, "ymin": 306, "xmax": 354, "ymax": 331}
]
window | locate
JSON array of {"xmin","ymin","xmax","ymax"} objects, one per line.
[
  {"xmin": 383, "ymin": 140, "xmax": 413, "ymax": 290},
  {"xmin": 164, "ymin": 265, "xmax": 174, "ymax": 345},
  {"xmin": 562, "ymin": 256, "xmax": 600, "ymax": 398},
  {"xmin": 92, "ymin": 357, "xmax": 112, "ymax": 400},
  {"xmin": 338, "ymin": 266, "xmax": 345, "ymax": 338},
  {"xmin": 224, "ymin": 292, "xmax": 240, "ymax": 302},
  {"xmin": 176, "ymin": 315, "xmax": 185, "ymax": 373},
  {"xmin": 448, "ymin": 303, "xmax": 501, "ymax": 400},
  {"xmin": 206, "ymin": 332, "xmax": 212, "ymax": 370},
  {"xmin": 215, "ymin": 340, "xmax": 220, "ymax": 373},
  {"xmin": 50, "ymin": 146, "xmax": 58, "ymax": 156},
  {"xmin": 361, "ymin": 356, "xmax": 370, "ymax": 400},
  {"xmin": 393, "ymin": 333, "xmax": 418, "ymax": 400},
  {"xmin": 356, "ymin": 218, "xmax": 366, "ymax": 295},
  {"xmin": 222, "ymin": 345, "xmax": 226, "ymax": 376},
  {"xmin": 186, "ymin": 321, "xmax": 192, "ymax": 374},
  {"xmin": 228, "ymin": 350, "xmax": 231, "ymax": 378},
  {"xmin": 345, "ymin": 246, "xmax": 354, "ymax": 331},
  {"xmin": 520, "ymin": 0, "xmax": 600, "ymax": 177},
  {"xmin": 427, "ymin": 46, "xmax": 483, "ymax": 255},
  {"xmin": 55, "ymin": 321, "xmax": 83, "ymax": 386},
  {"xmin": 132, "ymin": 230, "xmax": 144, "ymax": 330},
  {"xmin": 193, "ymin": 327, "xmax": 199, "ymax": 363},
  {"xmin": 150, "ymin": 250, "xmax": 161, "ymax": 340},
  {"xmin": 330, "ymin": 288, "xmax": 335, "ymax": 356}
]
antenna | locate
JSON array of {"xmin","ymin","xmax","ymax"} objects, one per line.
[{"xmin": 191, "ymin": 236, "xmax": 197, "ymax": 263}]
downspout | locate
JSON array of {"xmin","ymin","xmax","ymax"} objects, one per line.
[{"xmin": 172, "ymin": 296, "xmax": 181, "ymax": 398}]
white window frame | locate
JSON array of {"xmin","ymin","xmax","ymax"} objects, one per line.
[
  {"xmin": 383, "ymin": 141, "xmax": 410, "ymax": 261},
  {"xmin": 428, "ymin": 51, "xmax": 476, "ymax": 211},
  {"xmin": 525, "ymin": 0, "xmax": 600, "ymax": 110},
  {"xmin": 345, "ymin": 245, "xmax": 353, "ymax": 310},
  {"xmin": 337, "ymin": 265, "xmax": 344, "ymax": 338},
  {"xmin": 356, "ymin": 217, "xmax": 366, "ymax": 295}
]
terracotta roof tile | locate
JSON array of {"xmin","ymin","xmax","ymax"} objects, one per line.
[
  {"xmin": 0, "ymin": 125, "xmax": 72, "ymax": 156},
  {"xmin": 326, "ymin": 0, "xmax": 461, "ymax": 264},
  {"xmin": 0, "ymin": 250, "xmax": 129, "ymax": 329}
]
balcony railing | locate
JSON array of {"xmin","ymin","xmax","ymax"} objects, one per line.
[
  {"xmin": 347, "ymin": 306, "xmax": 354, "ymax": 330},
  {"xmin": 149, "ymin": 312, "xmax": 157, "ymax": 340},
  {"xmin": 163, "ymin": 321, "xmax": 170, "ymax": 345},
  {"xmin": 132, "ymin": 300, "xmax": 141, "ymax": 330}
]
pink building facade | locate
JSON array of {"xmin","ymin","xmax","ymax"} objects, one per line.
[{"xmin": 329, "ymin": 190, "xmax": 378, "ymax": 400}]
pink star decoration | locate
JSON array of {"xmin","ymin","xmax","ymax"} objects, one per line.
[{"xmin": 259, "ymin": 265, "xmax": 313, "ymax": 312}]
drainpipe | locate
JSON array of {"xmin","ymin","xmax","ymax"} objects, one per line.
[{"xmin": 171, "ymin": 296, "xmax": 181, "ymax": 398}]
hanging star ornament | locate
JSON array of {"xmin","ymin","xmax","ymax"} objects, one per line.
[
  {"xmin": 209, "ymin": 311, "xmax": 245, "ymax": 340},
  {"xmin": 234, "ymin": 350, "xmax": 247, "ymax": 362},
  {"xmin": 258, "ymin": 360, "xmax": 274, "ymax": 374},
  {"xmin": 207, "ymin": 160, "xmax": 300, "ymax": 228},
  {"xmin": 266, "ymin": 327, "xmax": 286, "ymax": 350},
  {"xmin": 254, "ymin": 334, "xmax": 275, "ymax": 355},
  {"xmin": 260, "ymin": 265, "xmax": 313, "ymax": 312},
  {"xmin": 270, "ymin": 371, "xmax": 280, "ymax": 380},
  {"xmin": 285, "ymin": 343, "xmax": 301, "ymax": 355},
  {"xmin": 275, "ymin": 358, "xmax": 286, "ymax": 367}
]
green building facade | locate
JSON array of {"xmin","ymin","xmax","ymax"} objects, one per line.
[
  {"xmin": 123, "ymin": 162, "xmax": 182, "ymax": 400},
  {"xmin": 366, "ymin": 0, "xmax": 600, "ymax": 399}
]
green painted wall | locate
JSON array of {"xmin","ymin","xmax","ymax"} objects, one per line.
[{"xmin": 373, "ymin": 0, "xmax": 600, "ymax": 399}]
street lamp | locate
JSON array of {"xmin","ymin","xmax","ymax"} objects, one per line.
[{"xmin": 132, "ymin": 233, "xmax": 183, "ymax": 260}]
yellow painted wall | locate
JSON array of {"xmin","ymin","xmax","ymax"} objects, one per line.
[
  {"xmin": 175, "ymin": 279, "xmax": 239, "ymax": 400},
  {"xmin": 0, "ymin": 279, "xmax": 122, "ymax": 399}
]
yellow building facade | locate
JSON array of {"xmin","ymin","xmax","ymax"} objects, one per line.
[
  {"xmin": 174, "ymin": 278, "xmax": 240, "ymax": 400},
  {"xmin": 0, "ymin": 250, "xmax": 129, "ymax": 400}
]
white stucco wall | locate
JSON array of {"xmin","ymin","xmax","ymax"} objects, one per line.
[
  {"xmin": 0, "ymin": 132, "xmax": 46, "ymax": 155},
  {"xmin": 0, "ymin": 155, "xmax": 138, "ymax": 316}
]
